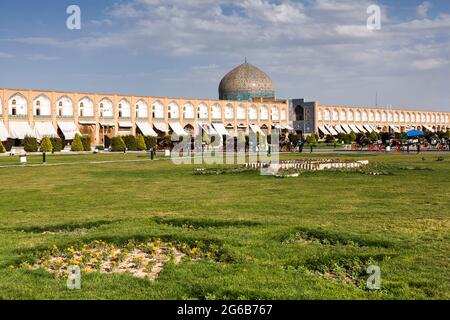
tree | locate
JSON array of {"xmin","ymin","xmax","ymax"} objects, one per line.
[
  {"xmin": 349, "ymin": 131, "xmax": 357, "ymax": 142},
  {"xmin": 23, "ymin": 136, "xmax": 38, "ymax": 152},
  {"xmin": 81, "ymin": 135, "xmax": 91, "ymax": 151},
  {"xmin": 50, "ymin": 137, "xmax": 63, "ymax": 152},
  {"xmin": 325, "ymin": 135, "xmax": 334, "ymax": 143},
  {"xmin": 122, "ymin": 135, "xmax": 138, "ymax": 151},
  {"xmin": 356, "ymin": 133, "xmax": 370, "ymax": 149},
  {"xmin": 40, "ymin": 137, "xmax": 53, "ymax": 153},
  {"xmin": 110, "ymin": 136, "xmax": 126, "ymax": 152},
  {"xmin": 369, "ymin": 131, "xmax": 379, "ymax": 142},
  {"xmin": 71, "ymin": 134, "xmax": 84, "ymax": 152},
  {"xmin": 0, "ymin": 141, "xmax": 6, "ymax": 153},
  {"xmin": 380, "ymin": 132, "xmax": 393, "ymax": 145},
  {"xmin": 306, "ymin": 134, "xmax": 317, "ymax": 145},
  {"xmin": 136, "ymin": 134, "xmax": 147, "ymax": 151},
  {"xmin": 144, "ymin": 136, "xmax": 157, "ymax": 149}
]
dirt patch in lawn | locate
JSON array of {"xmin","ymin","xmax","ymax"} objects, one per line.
[
  {"xmin": 153, "ymin": 217, "xmax": 262, "ymax": 230},
  {"xmin": 15, "ymin": 238, "xmax": 210, "ymax": 281}
]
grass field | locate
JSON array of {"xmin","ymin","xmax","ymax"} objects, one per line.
[{"xmin": 0, "ymin": 152, "xmax": 448, "ymax": 300}]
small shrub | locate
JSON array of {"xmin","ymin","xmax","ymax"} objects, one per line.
[
  {"xmin": 50, "ymin": 137, "xmax": 63, "ymax": 152},
  {"xmin": 111, "ymin": 136, "xmax": 126, "ymax": 152},
  {"xmin": 144, "ymin": 136, "xmax": 157, "ymax": 149},
  {"xmin": 122, "ymin": 135, "xmax": 137, "ymax": 151},
  {"xmin": 136, "ymin": 134, "xmax": 147, "ymax": 151},
  {"xmin": 81, "ymin": 135, "xmax": 91, "ymax": 151},
  {"xmin": 71, "ymin": 134, "xmax": 84, "ymax": 152},
  {"xmin": 40, "ymin": 137, "xmax": 53, "ymax": 153},
  {"xmin": 96, "ymin": 145, "xmax": 105, "ymax": 151},
  {"xmin": 23, "ymin": 136, "xmax": 38, "ymax": 152},
  {"xmin": 0, "ymin": 141, "xmax": 6, "ymax": 153}
]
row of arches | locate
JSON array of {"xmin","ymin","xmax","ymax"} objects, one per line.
[
  {"xmin": 318, "ymin": 108, "xmax": 448, "ymax": 124},
  {"xmin": 0, "ymin": 94, "xmax": 288, "ymax": 122}
]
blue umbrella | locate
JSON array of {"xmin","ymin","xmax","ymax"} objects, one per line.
[{"xmin": 405, "ymin": 130, "xmax": 425, "ymax": 138}]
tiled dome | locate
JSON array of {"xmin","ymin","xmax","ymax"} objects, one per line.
[{"xmin": 219, "ymin": 62, "xmax": 275, "ymax": 101}]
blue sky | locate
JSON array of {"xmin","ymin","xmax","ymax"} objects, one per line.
[{"xmin": 0, "ymin": 0, "xmax": 449, "ymax": 111}]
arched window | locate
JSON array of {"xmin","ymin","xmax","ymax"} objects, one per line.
[
  {"xmin": 340, "ymin": 110, "xmax": 347, "ymax": 122},
  {"xmin": 324, "ymin": 109, "xmax": 331, "ymax": 121},
  {"xmin": 57, "ymin": 96, "xmax": 73, "ymax": 117},
  {"xmin": 355, "ymin": 110, "xmax": 361, "ymax": 122},
  {"xmin": 400, "ymin": 113, "xmax": 405, "ymax": 122},
  {"xmin": 411, "ymin": 114, "xmax": 416, "ymax": 123},
  {"xmin": 406, "ymin": 113, "xmax": 411, "ymax": 123},
  {"xmin": 382, "ymin": 112, "xmax": 387, "ymax": 122},
  {"xmin": 281, "ymin": 109, "xmax": 287, "ymax": 121},
  {"xmin": 249, "ymin": 105, "xmax": 257, "ymax": 120},
  {"xmin": 183, "ymin": 103, "xmax": 195, "ymax": 120},
  {"xmin": 394, "ymin": 113, "xmax": 399, "ymax": 123},
  {"xmin": 118, "ymin": 99, "xmax": 131, "ymax": 118},
  {"xmin": 78, "ymin": 97, "xmax": 94, "ymax": 117},
  {"xmin": 388, "ymin": 112, "xmax": 393, "ymax": 122},
  {"xmin": 225, "ymin": 104, "xmax": 234, "ymax": 120},
  {"xmin": 136, "ymin": 100, "xmax": 148, "ymax": 118},
  {"xmin": 9, "ymin": 94, "xmax": 27, "ymax": 116},
  {"xmin": 198, "ymin": 103, "xmax": 208, "ymax": 120},
  {"xmin": 152, "ymin": 101, "xmax": 164, "ymax": 119},
  {"xmin": 295, "ymin": 106, "xmax": 304, "ymax": 121},
  {"xmin": 271, "ymin": 107, "xmax": 279, "ymax": 121},
  {"xmin": 237, "ymin": 105, "xmax": 246, "ymax": 120},
  {"xmin": 33, "ymin": 95, "xmax": 51, "ymax": 116},
  {"xmin": 99, "ymin": 99, "xmax": 113, "ymax": 118},
  {"xmin": 168, "ymin": 102, "xmax": 180, "ymax": 119},
  {"xmin": 369, "ymin": 111, "xmax": 374, "ymax": 122},
  {"xmin": 362, "ymin": 111, "xmax": 368, "ymax": 122},
  {"xmin": 260, "ymin": 106, "xmax": 269, "ymax": 120},
  {"xmin": 211, "ymin": 104, "xmax": 222, "ymax": 120},
  {"xmin": 375, "ymin": 111, "xmax": 381, "ymax": 122},
  {"xmin": 332, "ymin": 110, "xmax": 339, "ymax": 121},
  {"xmin": 347, "ymin": 110, "xmax": 354, "ymax": 122}
]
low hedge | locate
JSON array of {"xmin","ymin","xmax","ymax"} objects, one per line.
[{"xmin": 23, "ymin": 136, "xmax": 38, "ymax": 152}]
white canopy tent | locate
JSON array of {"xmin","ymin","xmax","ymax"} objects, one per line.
[
  {"xmin": 169, "ymin": 123, "xmax": 188, "ymax": 136},
  {"xmin": 0, "ymin": 121, "xmax": 9, "ymax": 141},
  {"xmin": 57, "ymin": 122, "xmax": 80, "ymax": 140},
  {"xmin": 212, "ymin": 123, "xmax": 230, "ymax": 136},
  {"xmin": 249, "ymin": 124, "xmax": 266, "ymax": 136},
  {"xmin": 154, "ymin": 123, "xmax": 169, "ymax": 133},
  {"xmin": 8, "ymin": 122, "xmax": 35, "ymax": 139},
  {"xmin": 136, "ymin": 122, "xmax": 157, "ymax": 137},
  {"xmin": 34, "ymin": 122, "xmax": 58, "ymax": 140}
]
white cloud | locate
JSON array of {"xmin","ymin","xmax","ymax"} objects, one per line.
[{"xmin": 417, "ymin": 2, "xmax": 432, "ymax": 18}]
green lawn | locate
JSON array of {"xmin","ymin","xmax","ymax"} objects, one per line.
[{"xmin": 0, "ymin": 152, "xmax": 448, "ymax": 300}]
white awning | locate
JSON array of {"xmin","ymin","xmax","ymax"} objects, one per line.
[
  {"xmin": 370, "ymin": 125, "xmax": 380, "ymax": 133},
  {"xmin": 202, "ymin": 124, "xmax": 217, "ymax": 135},
  {"xmin": 9, "ymin": 122, "xmax": 35, "ymax": 139},
  {"xmin": 356, "ymin": 124, "xmax": 367, "ymax": 133},
  {"xmin": 283, "ymin": 125, "xmax": 294, "ymax": 130},
  {"xmin": 319, "ymin": 126, "xmax": 330, "ymax": 135},
  {"xmin": 0, "ymin": 121, "xmax": 9, "ymax": 141},
  {"xmin": 423, "ymin": 125, "xmax": 434, "ymax": 132},
  {"xmin": 249, "ymin": 124, "xmax": 266, "ymax": 136},
  {"xmin": 341, "ymin": 124, "xmax": 353, "ymax": 134},
  {"xmin": 136, "ymin": 122, "xmax": 158, "ymax": 137},
  {"xmin": 79, "ymin": 121, "xmax": 96, "ymax": 125},
  {"xmin": 349, "ymin": 124, "xmax": 360, "ymax": 133},
  {"xmin": 364, "ymin": 124, "xmax": 374, "ymax": 133},
  {"xmin": 273, "ymin": 124, "xmax": 283, "ymax": 130},
  {"xmin": 334, "ymin": 125, "xmax": 345, "ymax": 134},
  {"xmin": 34, "ymin": 122, "xmax": 58, "ymax": 140},
  {"xmin": 169, "ymin": 123, "xmax": 188, "ymax": 136},
  {"xmin": 100, "ymin": 122, "xmax": 115, "ymax": 127},
  {"xmin": 325, "ymin": 125, "xmax": 338, "ymax": 136},
  {"xmin": 57, "ymin": 122, "xmax": 80, "ymax": 140},
  {"xmin": 212, "ymin": 123, "xmax": 230, "ymax": 136},
  {"xmin": 118, "ymin": 121, "xmax": 133, "ymax": 128},
  {"xmin": 154, "ymin": 122, "xmax": 169, "ymax": 133},
  {"xmin": 389, "ymin": 125, "xmax": 400, "ymax": 133}
]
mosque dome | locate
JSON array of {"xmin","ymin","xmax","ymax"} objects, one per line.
[{"xmin": 219, "ymin": 61, "xmax": 275, "ymax": 101}]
